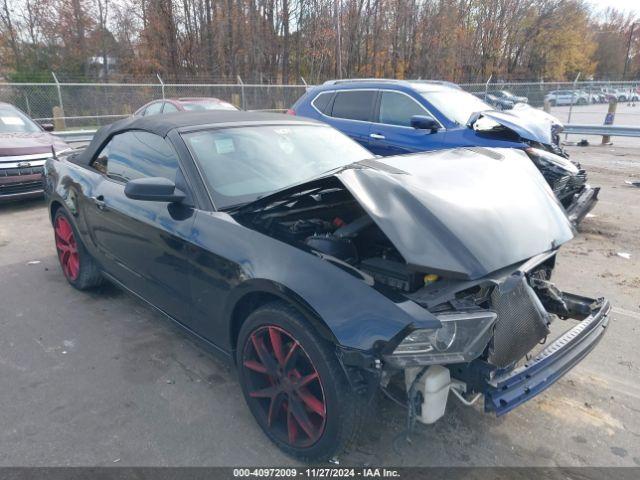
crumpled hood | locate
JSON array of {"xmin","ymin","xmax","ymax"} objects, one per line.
[
  {"xmin": 469, "ymin": 108, "xmax": 561, "ymax": 146},
  {"xmin": 0, "ymin": 132, "xmax": 69, "ymax": 157},
  {"xmin": 336, "ymin": 148, "xmax": 574, "ymax": 279},
  {"xmin": 510, "ymin": 103, "xmax": 563, "ymax": 128}
]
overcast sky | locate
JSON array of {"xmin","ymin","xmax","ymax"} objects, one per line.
[{"xmin": 589, "ymin": 0, "xmax": 640, "ymax": 16}]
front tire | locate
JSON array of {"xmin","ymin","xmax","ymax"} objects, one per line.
[
  {"xmin": 237, "ymin": 301, "xmax": 366, "ymax": 461},
  {"xmin": 53, "ymin": 209, "xmax": 103, "ymax": 290}
]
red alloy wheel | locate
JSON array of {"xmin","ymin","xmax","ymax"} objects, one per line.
[
  {"xmin": 54, "ymin": 216, "xmax": 80, "ymax": 281},
  {"xmin": 242, "ymin": 325, "xmax": 327, "ymax": 448}
]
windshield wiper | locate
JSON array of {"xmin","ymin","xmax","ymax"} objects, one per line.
[
  {"xmin": 228, "ymin": 165, "xmax": 353, "ymax": 216},
  {"xmin": 226, "ymin": 185, "xmax": 325, "ymax": 216}
]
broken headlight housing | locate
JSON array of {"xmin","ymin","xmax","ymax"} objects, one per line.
[
  {"xmin": 386, "ymin": 311, "xmax": 497, "ymax": 368},
  {"xmin": 525, "ymin": 147, "xmax": 578, "ymax": 174}
]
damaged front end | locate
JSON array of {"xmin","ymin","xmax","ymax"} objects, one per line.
[
  {"xmin": 383, "ymin": 252, "xmax": 610, "ymax": 421},
  {"xmin": 524, "ymin": 147, "xmax": 599, "ymax": 225},
  {"xmin": 231, "ymin": 147, "xmax": 609, "ymax": 426},
  {"xmin": 484, "ymin": 293, "xmax": 609, "ymax": 415}
]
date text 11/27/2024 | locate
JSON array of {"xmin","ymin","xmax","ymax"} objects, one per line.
[{"xmin": 233, "ymin": 468, "xmax": 401, "ymax": 478}]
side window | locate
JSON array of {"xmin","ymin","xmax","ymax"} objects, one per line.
[
  {"xmin": 312, "ymin": 92, "xmax": 333, "ymax": 115},
  {"xmin": 91, "ymin": 131, "xmax": 180, "ymax": 183},
  {"xmin": 378, "ymin": 91, "xmax": 432, "ymax": 127},
  {"xmin": 144, "ymin": 102, "xmax": 163, "ymax": 116},
  {"xmin": 163, "ymin": 102, "xmax": 179, "ymax": 113},
  {"xmin": 330, "ymin": 90, "xmax": 375, "ymax": 121}
]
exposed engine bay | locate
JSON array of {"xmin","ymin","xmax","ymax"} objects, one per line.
[
  {"xmin": 234, "ymin": 179, "xmax": 436, "ymax": 295},
  {"xmin": 234, "ymin": 178, "xmax": 572, "ymax": 342},
  {"xmin": 232, "ymin": 167, "xmax": 601, "ymax": 378}
]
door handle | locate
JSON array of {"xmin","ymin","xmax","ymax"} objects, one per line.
[
  {"xmin": 90, "ymin": 195, "xmax": 106, "ymax": 210},
  {"xmin": 369, "ymin": 133, "xmax": 386, "ymax": 140}
]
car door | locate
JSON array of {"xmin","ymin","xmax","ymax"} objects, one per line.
[
  {"xmin": 551, "ymin": 90, "xmax": 567, "ymax": 105},
  {"xmin": 325, "ymin": 89, "xmax": 376, "ymax": 149},
  {"xmin": 83, "ymin": 131, "xmax": 196, "ymax": 323},
  {"xmin": 560, "ymin": 91, "xmax": 573, "ymax": 105},
  {"xmin": 368, "ymin": 90, "xmax": 447, "ymax": 156}
]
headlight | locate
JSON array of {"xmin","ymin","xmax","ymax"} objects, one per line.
[
  {"xmin": 525, "ymin": 147, "xmax": 578, "ymax": 174},
  {"xmin": 388, "ymin": 311, "xmax": 497, "ymax": 367}
]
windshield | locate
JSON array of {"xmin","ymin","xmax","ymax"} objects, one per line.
[
  {"xmin": 419, "ymin": 89, "xmax": 491, "ymax": 125},
  {"xmin": 0, "ymin": 105, "xmax": 41, "ymax": 133},
  {"xmin": 182, "ymin": 101, "xmax": 238, "ymax": 111},
  {"xmin": 183, "ymin": 124, "xmax": 372, "ymax": 209}
]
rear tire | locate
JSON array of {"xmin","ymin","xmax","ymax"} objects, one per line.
[
  {"xmin": 548, "ymin": 99, "xmax": 556, "ymax": 107},
  {"xmin": 53, "ymin": 209, "xmax": 103, "ymax": 290},
  {"xmin": 237, "ymin": 301, "xmax": 367, "ymax": 461}
]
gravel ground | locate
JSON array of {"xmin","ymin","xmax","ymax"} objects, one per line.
[{"xmin": 0, "ymin": 144, "xmax": 639, "ymax": 467}]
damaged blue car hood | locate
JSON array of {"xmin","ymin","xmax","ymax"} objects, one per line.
[{"xmin": 469, "ymin": 108, "xmax": 561, "ymax": 145}]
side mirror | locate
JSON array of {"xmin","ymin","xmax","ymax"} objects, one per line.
[
  {"xmin": 124, "ymin": 177, "xmax": 185, "ymax": 203},
  {"xmin": 40, "ymin": 123, "xmax": 55, "ymax": 132},
  {"xmin": 410, "ymin": 115, "xmax": 439, "ymax": 132}
]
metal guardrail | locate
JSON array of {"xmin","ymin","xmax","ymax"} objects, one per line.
[
  {"xmin": 36, "ymin": 114, "xmax": 129, "ymax": 122},
  {"xmin": 52, "ymin": 130, "xmax": 98, "ymax": 145},
  {"xmin": 563, "ymin": 124, "xmax": 640, "ymax": 137}
]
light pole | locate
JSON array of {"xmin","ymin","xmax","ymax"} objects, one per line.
[{"xmin": 623, "ymin": 22, "xmax": 637, "ymax": 80}]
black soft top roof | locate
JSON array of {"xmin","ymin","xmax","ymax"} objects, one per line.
[{"xmin": 74, "ymin": 111, "xmax": 320, "ymax": 165}]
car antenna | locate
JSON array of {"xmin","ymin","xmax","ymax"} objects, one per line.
[{"xmin": 51, "ymin": 145, "xmax": 58, "ymax": 161}]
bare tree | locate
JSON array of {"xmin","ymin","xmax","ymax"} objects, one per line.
[{"xmin": 0, "ymin": 0, "xmax": 634, "ymax": 83}]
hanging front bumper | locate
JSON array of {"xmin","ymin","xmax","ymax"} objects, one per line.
[{"xmin": 484, "ymin": 296, "xmax": 610, "ymax": 416}]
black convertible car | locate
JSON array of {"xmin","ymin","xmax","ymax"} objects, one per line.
[{"xmin": 44, "ymin": 111, "xmax": 610, "ymax": 461}]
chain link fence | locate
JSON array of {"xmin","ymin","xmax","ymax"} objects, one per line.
[
  {"xmin": 0, "ymin": 78, "xmax": 307, "ymax": 129},
  {"xmin": 1, "ymin": 78, "xmax": 638, "ymax": 130}
]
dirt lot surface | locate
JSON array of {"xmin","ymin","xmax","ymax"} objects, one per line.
[{"xmin": 0, "ymin": 144, "xmax": 639, "ymax": 467}]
